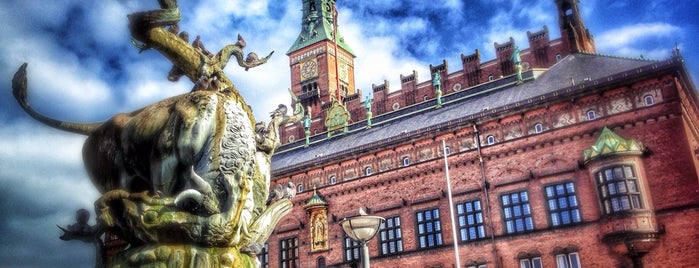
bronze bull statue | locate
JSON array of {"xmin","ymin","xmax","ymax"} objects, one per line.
[{"xmin": 11, "ymin": 0, "xmax": 301, "ymax": 266}]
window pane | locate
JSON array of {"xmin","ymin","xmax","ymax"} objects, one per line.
[
  {"xmin": 628, "ymin": 180, "xmax": 638, "ymax": 192},
  {"xmin": 556, "ymin": 255, "xmax": 568, "ymax": 268},
  {"xmin": 532, "ymin": 258, "xmax": 542, "ymax": 268},
  {"xmin": 624, "ymin": 166, "xmax": 634, "ymax": 177},
  {"xmin": 569, "ymin": 253, "xmax": 580, "ymax": 268}
]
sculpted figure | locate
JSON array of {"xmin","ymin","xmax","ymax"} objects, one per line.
[{"xmin": 11, "ymin": 1, "xmax": 295, "ymax": 267}]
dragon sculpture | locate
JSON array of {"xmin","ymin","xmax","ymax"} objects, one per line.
[{"xmin": 13, "ymin": 1, "xmax": 302, "ymax": 267}]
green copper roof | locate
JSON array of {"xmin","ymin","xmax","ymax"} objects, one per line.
[
  {"xmin": 582, "ymin": 127, "xmax": 645, "ymax": 164},
  {"xmin": 287, "ymin": 0, "xmax": 355, "ymax": 56},
  {"xmin": 304, "ymin": 188, "xmax": 328, "ymax": 208}
]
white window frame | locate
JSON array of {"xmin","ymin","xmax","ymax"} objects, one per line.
[
  {"xmin": 520, "ymin": 257, "xmax": 542, "ymax": 268},
  {"xmin": 329, "ymin": 175, "xmax": 337, "ymax": 185},
  {"xmin": 486, "ymin": 135, "xmax": 495, "ymax": 145},
  {"xmin": 586, "ymin": 109, "xmax": 596, "ymax": 120},
  {"xmin": 556, "ymin": 252, "xmax": 581, "ymax": 268},
  {"xmin": 297, "ymin": 184, "xmax": 304, "ymax": 193},
  {"xmin": 643, "ymin": 95, "xmax": 654, "ymax": 106},
  {"xmin": 402, "ymin": 157, "xmax": 410, "ymax": 166},
  {"xmin": 364, "ymin": 166, "xmax": 372, "ymax": 176},
  {"xmin": 534, "ymin": 123, "xmax": 544, "ymax": 133}
]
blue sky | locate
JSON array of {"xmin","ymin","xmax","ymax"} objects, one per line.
[{"xmin": 1, "ymin": 0, "xmax": 697, "ymax": 266}]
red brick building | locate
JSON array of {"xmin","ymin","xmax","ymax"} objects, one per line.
[{"xmin": 265, "ymin": 0, "xmax": 699, "ymax": 267}]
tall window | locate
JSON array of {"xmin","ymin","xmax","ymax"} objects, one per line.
[
  {"xmin": 556, "ymin": 252, "xmax": 581, "ymax": 268},
  {"xmin": 502, "ymin": 191, "xmax": 534, "ymax": 234},
  {"xmin": 596, "ymin": 165, "xmax": 643, "ymax": 214},
  {"xmin": 280, "ymin": 237, "xmax": 298, "ymax": 268},
  {"xmin": 343, "ymin": 235, "xmax": 361, "ymax": 262},
  {"xmin": 364, "ymin": 166, "xmax": 372, "ymax": 176},
  {"xmin": 329, "ymin": 175, "xmax": 337, "ymax": 185},
  {"xmin": 258, "ymin": 243, "xmax": 269, "ymax": 268},
  {"xmin": 545, "ymin": 182, "xmax": 582, "ymax": 227},
  {"xmin": 457, "ymin": 199, "xmax": 486, "ymax": 242},
  {"xmin": 416, "ymin": 209, "xmax": 443, "ymax": 249},
  {"xmin": 378, "ymin": 216, "xmax": 403, "ymax": 255},
  {"xmin": 520, "ymin": 257, "xmax": 542, "ymax": 268},
  {"xmin": 297, "ymin": 184, "xmax": 304, "ymax": 193}
]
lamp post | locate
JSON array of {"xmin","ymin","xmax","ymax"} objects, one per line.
[{"xmin": 339, "ymin": 211, "xmax": 385, "ymax": 268}]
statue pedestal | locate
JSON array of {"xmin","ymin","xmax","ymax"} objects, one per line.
[{"xmin": 107, "ymin": 244, "xmax": 257, "ymax": 268}]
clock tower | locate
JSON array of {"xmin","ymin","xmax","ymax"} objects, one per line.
[{"xmin": 287, "ymin": 0, "xmax": 356, "ymax": 138}]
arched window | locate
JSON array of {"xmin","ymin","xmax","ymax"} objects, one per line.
[
  {"xmin": 444, "ymin": 146, "xmax": 451, "ymax": 155},
  {"xmin": 402, "ymin": 157, "xmax": 410, "ymax": 166},
  {"xmin": 329, "ymin": 175, "xmax": 337, "ymax": 185},
  {"xmin": 488, "ymin": 75, "xmax": 494, "ymax": 81},
  {"xmin": 486, "ymin": 135, "xmax": 495, "ymax": 145},
  {"xmin": 317, "ymin": 257, "xmax": 326, "ymax": 268},
  {"xmin": 364, "ymin": 166, "xmax": 372, "ymax": 176},
  {"xmin": 643, "ymin": 95, "xmax": 654, "ymax": 106},
  {"xmin": 586, "ymin": 110, "xmax": 596, "ymax": 120},
  {"xmin": 297, "ymin": 184, "xmax": 304, "ymax": 193},
  {"xmin": 423, "ymin": 95, "xmax": 429, "ymax": 101},
  {"xmin": 556, "ymin": 54, "xmax": 562, "ymax": 62},
  {"xmin": 534, "ymin": 123, "xmax": 544, "ymax": 134}
]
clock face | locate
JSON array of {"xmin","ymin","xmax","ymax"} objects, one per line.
[{"xmin": 301, "ymin": 59, "xmax": 318, "ymax": 80}]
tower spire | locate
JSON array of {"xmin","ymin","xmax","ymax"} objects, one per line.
[
  {"xmin": 555, "ymin": 0, "xmax": 596, "ymax": 53},
  {"xmin": 287, "ymin": 0, "xmax": 354, "ymax": 56}
]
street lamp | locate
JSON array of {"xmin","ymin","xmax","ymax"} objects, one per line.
[{"xmin": 339, "ymin": 209, "xmax": 385, "ymax": 268}]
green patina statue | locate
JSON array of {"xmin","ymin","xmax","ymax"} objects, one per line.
[
  {"xmin": 512, "ymin": 46, "xmax": 523, "ymax": 84},
  {"xmin": 432, "ymin": 72, "xmax": 443, "ymax": 108},
  {"xmin": 13, "ymin": 1, "xmax": 299, "ymax": 267},
  {"xmin": 364, "ymin": 95, "xmax": 373, "ymax": 128}
]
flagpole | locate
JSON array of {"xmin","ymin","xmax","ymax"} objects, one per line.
[{"xmin": 442, "ymin": 139, "xmax": 461, "ymax": 268}]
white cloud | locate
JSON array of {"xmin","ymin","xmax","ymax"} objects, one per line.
[{"xmin": 596, "ymin": 23, "xmax": 681, "ymax": 48}]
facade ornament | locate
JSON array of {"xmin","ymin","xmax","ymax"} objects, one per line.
[
  {"xmin": 325, "ymin": 99, "xmax": 350, "ymax": 138},
  {"xmin": 304, "ymin": 187, "xmax": 329, "ymax": 252}
]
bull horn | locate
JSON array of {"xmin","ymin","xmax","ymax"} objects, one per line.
[
  {"xmin": 174, "ymin": 189, "xmax": 204, "ymax": 206},
  {"xmin": 189, "ymin": 166, "xmax": 213, "ymax": 195}
]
